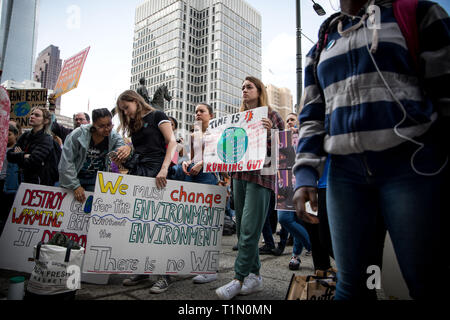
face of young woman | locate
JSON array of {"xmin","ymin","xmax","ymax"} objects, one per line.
[
  {"xmin": 29, "ymin": 109, "xmax": 45, "ymax": 129},
  {"xmin": 118, "ymin": 100, "xmax": 138, "ymax": 120},
  {"xmin": 195, "ymin": 104, "xmax": 212, "ymax": 123},
  {"xmin": 93, "ymin": 116, "xmax": 114, "ymax": 137},
  {"xmin": 242, "ymin": 80, "xmax": 259, "ymax": 106}
]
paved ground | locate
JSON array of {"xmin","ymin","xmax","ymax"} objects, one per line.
[{"xmin": 1, "ymin": 231, "xmax": 387, "ymax": 301}]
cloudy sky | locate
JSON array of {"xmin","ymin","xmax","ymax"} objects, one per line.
[{"xmin": 35, "ymin": 0, "xmax": 450, "ymax": 118}]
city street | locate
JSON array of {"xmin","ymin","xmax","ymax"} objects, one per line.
[{"xmin": 0, "ymin": 230, "xmax": 350, "ymax": 301}]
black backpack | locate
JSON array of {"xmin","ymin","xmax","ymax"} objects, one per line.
[{"xmin": 45, "ymin": 139, "xmax": 62, "ymax": 185}]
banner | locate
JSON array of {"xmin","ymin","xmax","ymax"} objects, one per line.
[
  {"xmin": 276, "ymin": 130, "xmax": 297, "ymax": 211},
  {"xmin": 7, "ymin": 89, "xmax": 48, "ymax": 129},
  {"xmin": 83, "ymin": 172, "xmax": 227, "ymax": 275},
  {"xmin": 0, "ymin": 184, "xmax": 93, "ymax": 273},
  {"xmin": 203, "ymin": 107, "xmax": 268, "ymax": 173},
  {"xmin": 53, "ymin": 47, "xmax": 90, "ymax": 98}
]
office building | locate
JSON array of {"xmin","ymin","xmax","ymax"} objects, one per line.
[
  {"xmin": 0, "ymin": 0, "xmax": 39, "ymax": 83},
  {"xmin": 266, "ymin": 84, "xmax": 294, "ymax": 121},
  {"xmin": 131, "ymin": 0, "xmax": 262, "ymax": 134}
]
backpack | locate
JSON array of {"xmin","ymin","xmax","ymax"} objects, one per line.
[{"xmin": 46, "ymin": 139, "xmax": 62, "ymax": 185}]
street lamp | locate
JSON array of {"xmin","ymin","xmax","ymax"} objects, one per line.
[
  {"xmin": 312, "ymin": 0, "xmax": 327, "ymax": 16},
  {"xmin": 296, "ymin": 1, "xmax": 327, "ymax": 112}
]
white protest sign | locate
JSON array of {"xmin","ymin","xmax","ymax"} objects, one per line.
[
  {"xmin": 0, "ymin": 184, "xmax": 93, "ymax": 273},
  {"xmin": 83, "ymin": 172, "xmax": 227, "ymax": 275},
  {"xmin": 203, "ymin": 107, "xmax": 268, "ymax": 173}
]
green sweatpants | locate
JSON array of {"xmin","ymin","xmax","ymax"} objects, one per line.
[{"xmin": 233, "ymin": 179, "xmax": 271, "ymax": 282}]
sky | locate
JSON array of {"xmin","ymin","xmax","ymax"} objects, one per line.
[{"xmin": 35, "ymin": 0, "xmax": 450, "ymax": 118}]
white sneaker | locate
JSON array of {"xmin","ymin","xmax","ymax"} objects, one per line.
[
  {"xmin": 215, "ymin": 280, "xmax": 242, "ymax": 300},
  {"xmin": 193, "ymin": 273, "xmax": 218, "ymax": 284},
  {"xmin": 239, "ymin": 273, "xmax": 263, "ymax": 295}
]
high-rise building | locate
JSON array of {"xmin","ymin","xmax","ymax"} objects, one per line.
[
  {"xmin": 266, "ymin": 84, "xmax": 294, "ymax": 121},
  {"xmin": 34, "ymin": 45, "xmax": 63, "ymax": 110},
  {"xmin": 0, "ymin": 0, "xmax": 39, "ymax": 83},
  {"xmin": 34, "ymin": 45, "xmax": 62, "ymax": 92},
  {"xmin": 131, "ymin": 0, "xmax": 261, "ymax": 135}
]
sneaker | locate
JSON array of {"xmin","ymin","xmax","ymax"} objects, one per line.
[
  {"xmin": 259, "ymin": 244, "xmax": 275, "ymax": 255},
  {"xmin": 239, "ymin": 273, "xmax": 263, "ymax": 296},
  {"xmin": 216, "ymin": 280, "xmax": 242, "ymax": 300},
  {"xmin": 122, "ymin": 274, "xmax": 149, "ymax": 286},
  {"xmin": 232, "ymin": 244, "xmax": 238, "ymax": 251},
  {"xmin": 289, "ymin": 256, "xmax": 301, "ymax": 270},
  {"xmin": 193, "ymin": 273, "xmax": 218, "ymax": 284},
  {"xmin": 272, "ymin": 245, "xmax": 285, "ymax": 256},
  {"xmin": 305, "ymin": 250, "xmax": 312, "ymax": 256},
  {"xmin": 149, "ymin": 276, "xmax": 171, "ymax": 294}
]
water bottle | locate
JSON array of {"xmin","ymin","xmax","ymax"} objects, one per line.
[{"xmin": 7, "ymin": 276, "xmax": 25, "ymax": 300}]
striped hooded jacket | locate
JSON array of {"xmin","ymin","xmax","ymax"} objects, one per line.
[{"xmin": 294, "ymin": 0, "xmax": 450, "ymax": 189}]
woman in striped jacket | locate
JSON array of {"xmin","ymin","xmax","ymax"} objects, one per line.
[{"xmin": 293, "ymin": 0, "xmax": 449, "ymax": 300}]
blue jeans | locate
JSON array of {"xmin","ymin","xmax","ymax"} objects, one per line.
[
  {"xmin": 278, "ymin": 210, "xmax": 311, "ymax": 256},
  {"xmin": 327, "ymin": 155, "xmax": 446, "ymax": 300},
  {"xmin": 170, "ymin": 164, "xmax": 218, "ymax": 185}
]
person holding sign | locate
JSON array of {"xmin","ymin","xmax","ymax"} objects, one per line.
[
  {"xmin": 7, "ymin": 107, "xmax": 57, "ymax": 186},
  {"xmin": 116, "ymin": 90, "xmax": 177, "ymax": 291},
  {"xmin": 181, "ymin": 103, "xmax": 219, "ymax": 185},
  {"xmin": 215, "ymin": 76, "xmax": 285, "ymax": 300},
  {"xmin": 58, "ymin": 108, "xmax": 129, "ymax": 203}
]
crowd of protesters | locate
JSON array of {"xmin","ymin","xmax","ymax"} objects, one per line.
[{"xmin": 1, "ymin": 0, "xmax": 449, "ymax": 301}]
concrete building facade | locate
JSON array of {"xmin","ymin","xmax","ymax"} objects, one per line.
[
  {"xmin": 266, "ymin": 83, "xmax": 294, "ymax": 121},
  {"xmin": 0, "ymin": 0, "xmax": 39, "ymax": 83},
  {"xmin": 131, "ymin": 0, "xmax": 261, "ymax": 136}
]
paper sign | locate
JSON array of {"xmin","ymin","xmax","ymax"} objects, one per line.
[
  {"xmin": 203, "ymin": 107, "xmax": 268, "ymax": 173},
  {"xmin": 0, "ymin": 184, "xmax": 93, "ymax": 273},
  {"xmin": 7, "ymin": 89, "xmax": 48, "ymax": 129},
  {"xmin": 53, "ymin": 47, "xmax": 90, "ymax": 98},
  {"xmin": 83, "ymin": 172, "xmax": 227, "ymax": 275}
]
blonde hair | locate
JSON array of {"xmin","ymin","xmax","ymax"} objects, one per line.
[
  {"xmin": 240, "ymin": 76, "xmax": 272, "ymax": 113},
  {"xmin": 116, "ymin": 90, "xmax": 155, "ymax": 136}
]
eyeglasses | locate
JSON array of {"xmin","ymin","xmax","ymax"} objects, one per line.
[
  {"xmin": 75, "ymin": 118, "xmax": 86, "ymax": 122},
  {"xmin": 94, "ymin": 123, "xmax": 114, "ymax": 130}
]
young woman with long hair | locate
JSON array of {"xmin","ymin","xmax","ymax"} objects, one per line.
[
  {"xmin": 215, "ymin": 76, "xmax": 285, "ymax": 300},
  {"xmin": 116, "ymin": 90, "xmax": 177, "ymax": 293}
]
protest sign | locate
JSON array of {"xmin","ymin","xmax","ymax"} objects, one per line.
[
  {"xmin": 7, "ymin": 89, "xmax": 48, "ymax": 129},
  {"xmin": 0, "ymin": 184, "xmax": 93, "ymax": 273},
  {"xmin": 53, "ymin": 47, "xmax": 90, "ymax": 98},
  {"xmin": 276, "ymin": 130, "xmax": 297, "ymax": 211},
  {"xmin": 203, "ymin": 107, "xmax": 268, "ymax": 173},
  {"xmin": 83, "ymin": 172, "xmax": 227, "ymax": 275}
]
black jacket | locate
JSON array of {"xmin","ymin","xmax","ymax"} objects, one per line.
[
  {"xmin": 7, "ymin": 129, "xmax": 55, "ymax": 186},
  {"xmin": 52, "ymin": 120, "xmax": 73, "ymax": 143}
]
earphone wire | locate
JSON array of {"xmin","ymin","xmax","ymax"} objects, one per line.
[{"xmin": 362, "ymin": 20, "xmax": 448, "ymax": 176}]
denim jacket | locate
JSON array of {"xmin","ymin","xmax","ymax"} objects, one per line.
[{"xmin": 58, "ymin": 124, "xmax": 125, "ymax": 190}]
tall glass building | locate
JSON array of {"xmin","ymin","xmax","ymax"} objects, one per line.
[
  {"xmin": 131, "ymin": 0, "xmax": 261, "ymax": 134},
  {"xmin": 0, "ymin": 0, "xmax": 39, "ymax": 83}
]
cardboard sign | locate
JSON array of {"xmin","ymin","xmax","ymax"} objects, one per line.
[
  {"xmin": 7, "ymin": 89, "xmax": 48, "ymax": 129},
  {"xmin": 203, "ymin": 107, "xmax": 268, "ymax": 173},
  {"xmin": 53, "ymin": 47, "xmax": 90, "ymax": 98},
  {"xmin": 0, "ymin": 184, "xmax": 93, "ymax": 273},
  {"xmin": 83, "ymin": 172, "xmax": 227, "ymax": 275}
]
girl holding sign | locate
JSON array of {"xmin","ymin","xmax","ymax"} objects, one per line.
[
  {"xmin": 58, "ymin": 108, "xmax": 129, "ymax": 203},
  {"xmin": 180, "ymin": 103, "xmax": 219, "ymax": 185},
  {"xmin": 116, "ymin": 90, "xmax": 177, "ymax": 292},
  {"xmin": 215, "ymin": 76, "xmax": 285, "ymax": 300}
]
